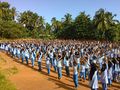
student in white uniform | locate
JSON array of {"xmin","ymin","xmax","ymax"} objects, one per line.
[
  {"xmin": 101, "ymin": 58, "xmax": 108, "ymax": 90},
  {"xmin": 49, "ymin": 50, "xmax": 54, "ymax": 68},
  {"xmin": 57, "ymin": 54, "xmax": 62, "ymax": 80},
  {"xmin": 75, "ymin": 52, "xmax": 80, "ymax": 72},
  {"xmin": 65, "ymin": 56, "xmax": 70, "ymax": 76},
  {"xmin": 46, "ymin": 54, "xmax": 50, "ymax": 75},
  {"xmin": 80, "ymin": 61, "xmax": 86, "ymax": 82},
  {"xmin": 16, "ymin": 46, "xmax": 21, "ymax": 60},
  {"xmin": 31, "ymin": 49, "xmax": 36, "ymax": 67},
  {"xmin": 108, "ymin": 60, "xmax": 113, "ymax": 86},
  {"xmin": 89, "ymin": 60, "xmax": 98, "ymax": 90},
  {"xmin": 38, "ymin": 50, "xmax": 43, "ymax": 71},
  {"xmin": 13, "ymin": 46, "xmax": 17, "ymax": 58},
  {"xmin": 53, "ymin": 53, "xmax": 57, "ymax": 72},
  {"xmin": 114, "ymin": 59, "xmax": 119, "ymax": 82},
  {"xmin": 73, "ymin": 59, "xmax": 78, "ymax": 89},
  {"xmin": 21, "ymin": 48, "xmax": 25, "ymax": 63},
  {"xmin": 25, "ymin": 48, "xmax": 29, "ymax": 65},
  {"xmin": 85, "ymin": 55, "xmax": 90, "ymax": 79}
]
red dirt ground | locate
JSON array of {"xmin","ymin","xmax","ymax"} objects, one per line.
[{"xmin": 0, "ymin": 51, "xmax": 120, "ymax": 90}]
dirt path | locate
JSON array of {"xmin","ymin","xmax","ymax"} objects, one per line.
[{"xmin": 0, "ymin": 51, "xmax": 120, "ymax": 90}]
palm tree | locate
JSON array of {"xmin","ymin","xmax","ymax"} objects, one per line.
[
  {"xmin": 51, "ymin": 17, "xmax": 62, "ymax": 33},
  {"xmin": 51, "ymin": 17, "xmax": 57, "ymax": 31},
  {"xmin": 38, "ymin": 16, "xmax": 45, "ymax": 29},
  {"xmin": 11, "ymin": 7, "xmax": 16, "ymax": 21},
  {"xmin": 45, "ymin": 23, "xmax": 51, "ymax": 34},
  {"xmin": 93, "ymin": 8, "xmax": 116, "ymax": 39},
  {"xmin": 18, "ymin": 11, "xmax": 39, "ymax": 30},
  {"xmin": 19, "ymin": 11, "xmax": 29, "ymax": 27},
  {"xmin": 63, "ymin": 13, "xmax": 72, "ymax": 26}
]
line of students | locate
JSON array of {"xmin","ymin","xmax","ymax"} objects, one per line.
[{"xmin": 0, "ymin": 40, "xmax": 120, "ymax": 90}]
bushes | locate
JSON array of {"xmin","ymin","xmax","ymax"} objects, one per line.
[{"xmin": 0, "ymin": 21, "xmax": 27, "ymax": 39}]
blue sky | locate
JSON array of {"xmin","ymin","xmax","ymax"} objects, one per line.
[{"xmin": 2, "ymin": 0, "xmax": 120, "ymax": 23}]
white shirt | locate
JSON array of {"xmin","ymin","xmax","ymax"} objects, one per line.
[
  {"xmin": 108, "ymin": 67, "xmax": 113, "ymax": 79},
  {"xmin": 73, "ymin": 65, "xmax": 78, "ymax": 74},
  {"xmin": 85, "ymin": 59, "xmax": 90, "ymax": 69},
  {"xmin": 90, "ymin": 71, "xmax": 98, "ymax": 89},
  {"xmin": 98, "ymin": 56, "xmax": 104, "ymax": 64},
  {"xmin": 46, "ymin": 57, "xmax": 50, "ymax": 64},
  {"xmin": 76, "ymin": 57, "xmax": 80, "ymax": 64},
  {"xmin": 81, "ymin": 65, "xmax": 86, "ymax": 72},
  {"xmin": 57, "ymin": 59, "xmax": 62, "ymax": 67},
  {"xmin": 25, "ymin": 50, "xmax": 29, "ymax": 58},
  {"xmin": 17, "ymin": 48, "xmax": 20, "ymax": 54},
  {"xmin": 101, "ymin": 65, "xmax": 108, "ymax": 84},
  {"xmin": 5, "ymin": 46, "xmax": 8, "ymax": 51},
  {"xmin": 38, "ymin": 52, "xmax": 43, "ymax": 62},
  {"xmin": 53, "ymin": 59, "xmax": 57, "ymax": 66},
  {"xmin": 49, "ymin": 52, "xmax": 53, "ymax": 58},
  {"xmin": 115, "ymin": 64, "xmax": 119, "ymax": 72},
  {"xmin": 66, "ymin": 60, "xmax": 70, "ymax": 66},
  {"xmin": 13, "ymin": 48, "xmax": 16, "ymax": 55}
]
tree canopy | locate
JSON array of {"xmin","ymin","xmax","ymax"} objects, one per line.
[{"xmin": 0, "ymin": 2, "xmax": 120, "ymax": 41}]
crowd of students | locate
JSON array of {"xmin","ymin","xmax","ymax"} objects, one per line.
[{"xmin": 0, "ymin": 40, "xmax": 120, "ymax": 90}]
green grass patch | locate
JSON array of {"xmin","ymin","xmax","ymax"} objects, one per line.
[
  {"xmin": 0, "ymin": 55, "xmax": 18, "ymax": 90},
  {"xmin": 1, "ymin": 66, "xmax": 18, "ymax": 77},
  {"xmin": 0, "ymin": 72, "xmax": 16, "ymax": 90}
]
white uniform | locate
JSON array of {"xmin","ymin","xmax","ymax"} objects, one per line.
[
  {"xmin": 101, "ymin": 65, "xmax": 108, "ymax": 84},
  {"xmin": 90, "ymin": 71, "xmax": 98, "ymax": 89},
  {"xmin": 57, "ymin": 59, "xmax": 62, "ymax": 67},
  {"xmin": 73, "ymin": 65, "xmax": 78, "ymax": 74}
]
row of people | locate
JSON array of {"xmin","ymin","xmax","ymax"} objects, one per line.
[{"xmin": 0, "ymin": 40, "xmax": 120, "ymax": 90}]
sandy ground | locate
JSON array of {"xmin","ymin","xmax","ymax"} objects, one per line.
[{"xmin": 0, "ymin": 51, "xmax": 120, "ymax": 90}]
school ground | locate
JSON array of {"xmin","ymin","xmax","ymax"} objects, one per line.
[{"xmin": 0, "ymin": 51, "xmax": 119, "ymax": 90}]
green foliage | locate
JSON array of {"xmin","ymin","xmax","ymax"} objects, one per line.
[
  {"xmin": 18, "ymin": 11, "xmax": 45, "ymax": 31},
  {"xmin": 0, "ymin": 21, "xmax": 27, "ymax": 39},
  {"xmin": 0, "ymin": 1, "xmax": 120, "ymax": 41},
  {"xmin": 93, "ymin": 8, "xmax": 117, "ymax": 40},
  {"xmin": 74, "ymin": 12, "xmax": 93, "ymax": 39},
  {"xmin": 0, "ymin": 2, "xmax": 16, "ymax": 21}
]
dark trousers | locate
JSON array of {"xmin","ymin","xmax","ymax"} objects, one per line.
[
  {"xmin": 65, "ymin": 66, "xmax": 70, "ymax": 76},
  {"xmin": 38, "ymin": 62, "xmax": 42, "ymax": 71},
  {"xmin": 25, "ymin": 56, "xmax": 28, "ymax": 65}
]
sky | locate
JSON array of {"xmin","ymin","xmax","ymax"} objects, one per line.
[{"xmin": 1, "ymin": 0, "xmax": 120, "ymax": 23}]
